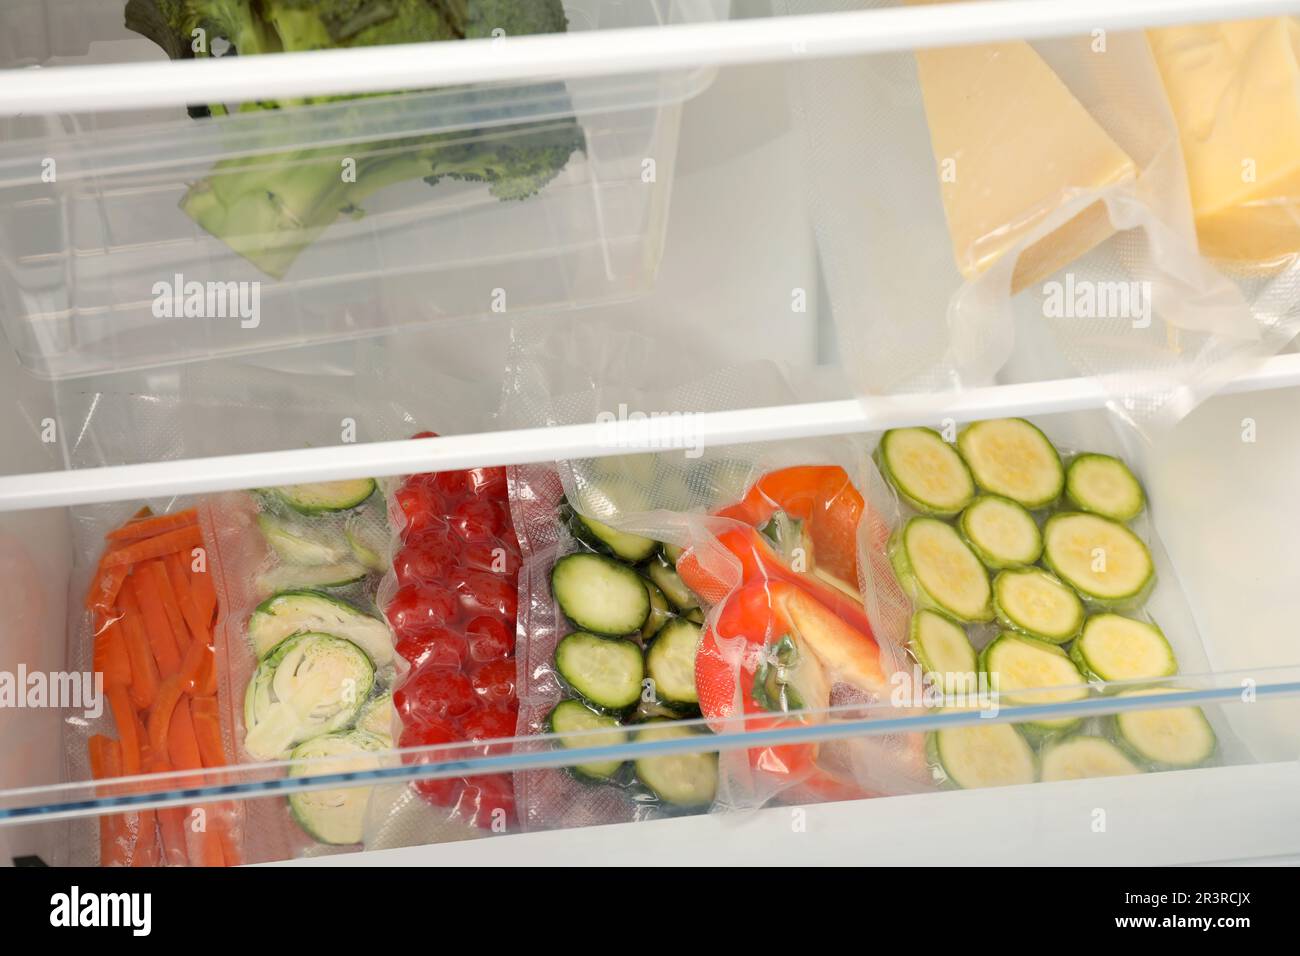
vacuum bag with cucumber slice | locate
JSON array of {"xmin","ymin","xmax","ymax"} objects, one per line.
[
  {"xmin": 502, "ymin": 321, "xmax": 934, "ymax": 831},
  {"xmin": 867, "ymin": 411, "xmax": 1247, "ymax": 790}
]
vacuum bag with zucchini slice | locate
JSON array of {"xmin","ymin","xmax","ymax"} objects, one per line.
[
  {"xmin": 502, "ymin": 321, "xmax": 932, "ymax": 830},
  {"xmin": 781, "ymin": 1, "xmax": 1300, "ymax": 437},
  {"xmin": 866, "ymin": 411, "xmax": 1248, "ymax": 790}
]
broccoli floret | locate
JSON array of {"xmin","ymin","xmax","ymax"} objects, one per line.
[{"xmin": 125, "ymin": 1, "xmax": 584, "ymax": 277}]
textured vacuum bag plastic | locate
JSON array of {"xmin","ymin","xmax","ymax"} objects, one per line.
[
  {"xmin": 782, "ymin": 1, "xmax": 1300, "ymax": 435},
  {"xmin": 502, "ymin": 318, "xmax": 933, "ymax": 829}
]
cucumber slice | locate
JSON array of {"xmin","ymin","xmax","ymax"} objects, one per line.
[
  {"xmin": 552, "ymin": 553, "xmax": 651, "ymax": 637},
  {"xmin": 645, "ymin": 553, "xmax": 699, "ymax": 612},
  {"xmin": 908, "ymin": 609, "xmax": 977, "ymax": 695},
  {"xmin": 554, "ymin": 631, "xmax": 645, "ymax": 713},
  {"xmin": 1043, "ymin": 512, "xmax": 1155, "ymax": 607},
  {"xmin": 288, "ymin": 730, "xmax": 386, "ymax": 845},
  {"xmin": 257, "ymin": 513, "xmax": 347, "ymax": 566},
  {"xmin": 1066, "ymin": 453, "xmax": 1145, "ymax": 522},
  {"xmin": 248, "ymin": 589, "xmax": 393, "ymax": 667},
  {"xmin": 877, "ymin": 427, "xmax": 975, "ymax": 516},
  {"xmin": 645, "ymin": 618, "xmax": 700, "ymax": 709},
  {"xmin": 641, "ymin": 577, "xmax": 673, "ymax": 641},
  {"xmin": 1071, "ymin": 614, "xmax": 1177, "ymax": 682},
  {"xmin": 890, "ymin": 517, "xmax": 992, "ymax": 622},
  {"xmin": 244, "ymin": 632, "xmax": 375, "ymax": 760},
  {"xmin": 569, "ymin": 510, "xmax": 659, "ymax": 563},
  {"xmin": 992, "ymin": 568, "xmax": 1084, "ymax": 644},
  {"xmin": 684, "ymin": 608, "xmax": 705, "ymax": 625},
  {"xmin": 272, "ymin": 479, "xmax": 377, "ymax": 514},
  {"xmin": 255, "ymin": 561, "xmax": 368, "ymax": 594},
  {"xmin": 547, "ymin": 699, "xmax": 628, "ymax": 782},
  {"xmin": 355, "ymin": 692, "xmax": 396, "ymax": 742},
  {"xmin": 959, "ymin": 495, "xmax": 1042, "ymax": 569},
  {"xmin": 1040, "ymin": 735, "xmax": 1143, "ymax": 782},
  {"xmin": 930, "ymin": 722, "xmax": 1037, "ymax": 789},
  {"xmin": 633, "ymin": 722, "xmax": 718, "ymax": 807},
  {"xmin": 979, "ymin": 631, "xmax": 1087, "ymax": 730},
  {"xmin": 661, "ymin": 542, "xmax": 684, "ymax": 566},
  {"xmin": 1113, "ymin": 688, "xmax": 1216, "ymax": 768},
  {"xmin": 957, "ymin": 418, "xmax": 1064, "ymax": 509},
  {"xmin": 345, "ymin": 517, "xmax": 389, "ymax": 572}
]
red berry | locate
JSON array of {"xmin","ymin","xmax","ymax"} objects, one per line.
[
  {"xmin": 394, "ymin": 484, "xmax": 441, "ymax": 537},
  {"xmin": 432, "ymin": 470, "xmax": 467, "ymax": 498},
  {"xmin": 461, "ymin": 706, "xmax": 519, "ymax": 756},
  {"xmin": 465, "ymin": 466, "xmax": 507, "ymax": 497},
  {"xmin": 386, "ymin": 583, "xmax": 458, "ymax": 633},
  {"xmin": 466, "ymin": 615, "xmax": 513, "ymax": 662},
  {"xmin": 450, "ymin": 498, "xmax": 505, "ymax": 542},
  {"xmin": 460, "ymin": 540, "xmax": 521, "ymax": 576},
  {"xmin": 395, "ymin": 668, "xmax": 476, "ymax": 723},
  {"xmin": 458, "ymin": 571, "xmax": 517, "ymax": 620},
  {"xmin": 455, "ymin": 773, "xmax": 515, "ymax": 830},
  {"xmin": 399, "ymin": 720, "xmax": 461, "ymax": 805},
  {"xmin": 470, "ymin": 659, "xmax": 517, "ymax": 705},
  {"xmin": 394, "ymin": 626, "xmax": 466, "ymax": 670},
  {"xmin": 392, "ymin": 543, "xmax": 454, "ymax": 587}
]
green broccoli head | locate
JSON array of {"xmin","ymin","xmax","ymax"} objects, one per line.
[
  {"xmin": 424, "ymin": 117, "xmax": 586, "ymax": 201},
  {"xmin": 125, "ymin": 0, "xmax": 281, "ymax": 59},
  {"xmin": 125, "ymin": 0, "xmax": 585, "ymax": 276}
]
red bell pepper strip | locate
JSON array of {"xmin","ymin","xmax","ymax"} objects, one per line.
[
  {"xmin": 679, "ymin": 524, "xmax": 877, "ymax": 641},
  {"xmin": 696, "ymin": 579, "xmax": 887, "ymax": 788},
  {"xmin": 715, "ymin": 465, "xmax": 864, "ymax": 587}
]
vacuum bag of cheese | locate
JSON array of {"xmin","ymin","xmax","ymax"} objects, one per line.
[{"xmin": 782, "ymin": 1, "xmax": 1299, "ymax": 435}]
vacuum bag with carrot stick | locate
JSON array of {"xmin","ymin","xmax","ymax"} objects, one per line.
[
  {"xmin": 65, "ymin": 500, "xmax": 243, "ymax": 867},
  {"xmin": 502, "ymin": 321, "xmax": 933, "ymax": 832}
]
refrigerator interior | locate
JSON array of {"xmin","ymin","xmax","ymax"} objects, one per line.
[{"xmin": 1, "ymin": 14, "xmax": 1299, "ymax": 864}]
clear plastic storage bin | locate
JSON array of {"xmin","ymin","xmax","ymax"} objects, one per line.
[{"xmin": 0, "ymin": 0, "xmax": 730, "ymax": 379}]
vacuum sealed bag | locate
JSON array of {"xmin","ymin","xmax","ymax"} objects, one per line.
[
  {"xmin": 503, "ymin": 319, "xmax": 932, "ymax": 830},
  {"xmin": 782, "ymin": 1, "xmax": 1300, "ymax": 434}
]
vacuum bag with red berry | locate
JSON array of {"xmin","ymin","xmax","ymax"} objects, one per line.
[{"xmin": 374, "ymin": 434, "xmax": 523, "ymax": 840}]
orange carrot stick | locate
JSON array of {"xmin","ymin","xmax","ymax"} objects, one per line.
[
  {"xmin": 107, "ymin": 688, "xmax": 157, "ymax": 868},
  {"xmin": 189, "ymin": 696, "xmax": 227, "ymax": 767},
  {"xmin": 175, "ymin": 623, "xmax": 213, "ymax": 695},
  {"xmin": 88, "ymin": 735, "xmax": 129, "ymax": 867},
  {"xmin": 131, "ymin": 744, "xmax": 160, "ymax": 868},
  {"xmin": 147, "ymin": 675, "xmax": 184, "ymax": 759},
  {"xmin": 86, "ymin": 560, "xmax": 130, "ymax": 613},
  {"xmin": 165, "ymin": 554, "xmax": 209, "ymax": 648},
  {"xmin": 92, "ymin": 618, "xmax": 133, "ymax": 690},
  {"xmin": 144, "ymin": 751, "xmax": 189, "ymax": 868},
  {"xmin": 117, "ymin": 590, "xmax": 159, "ymax": 710},
  {"xmin": 190, "ymin": 702, "xmax": 241, "ymax": 866},
  {"xmin": 131, "ymin": 572, "xmax": 181, "ymax": 678},
  {"xmin": 144, "ymin": 560, "xmax": 190, "ymax": 656},
  {"xmin": 195, "ymin": 652, "xmax": 218, "ymax": 697},
  {"xmin": 190, "ymin": 560, "xmax": 217, "ymax": 628},
  {"xmin": 168, "ymin": 698, "xmax": 203, "ymax": 773},
  {"xmin": 106, "ymin": 684, "xmax": 143, "ymax": 773},
  {"xmin": 106, "ymin": 508, "xmax": 197, "ymax": 543},
  {"xmin": 102, "ymin": 525, "xmax": 204, "ymax": 567}
]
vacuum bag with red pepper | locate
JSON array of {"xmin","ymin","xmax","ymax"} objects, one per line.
[{"xmin": 511, "ymin": 447, "xmax": 932, "ymax": 831}]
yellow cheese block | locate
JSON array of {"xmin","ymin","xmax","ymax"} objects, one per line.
[
  {"xmin": 1150, "ymin": 19, "xmax": 1300, "ymax": 264},
  {"xmin": 914, "ymin": 41, "xmax": 1137, "ymax": 293}
]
